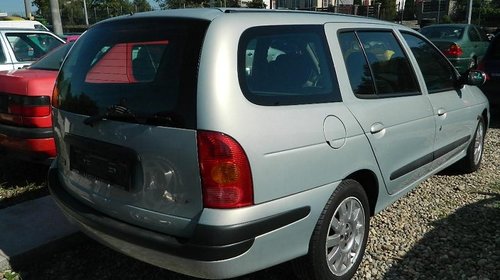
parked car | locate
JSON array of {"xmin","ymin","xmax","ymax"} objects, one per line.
[
  {"xmin": 0, "ymin": 19, "xmax": 50, "ymax": 31},
  {"xmin": 0, "ymin": 28, "xmax": 65, "ymax": 71},
  {"xmin": 0, "ymin": 42, "xmax": 72, "ymax": 163},
  {"xmin": 477, "ymin": 34, "xmax": 500, "ymax": 105},
  {"xmin": 420, "ymin": 24, "xmax": 490, "ymax": 74},
  {"xmin": 48, "ymin": 9, "xmax": 489, "ymax": 280}
]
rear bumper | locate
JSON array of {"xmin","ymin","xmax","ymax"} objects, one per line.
[
  {"xmin": 48, "ymin": 166, "xmax": 311, "ymax": 278},
  {"xmin": 0, "ymin": 123, "xmax": 55, "ymax": 161}
]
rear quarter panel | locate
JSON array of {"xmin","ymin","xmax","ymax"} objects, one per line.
[{"xmin": 197, "ymin": 14, "xmax": 384, "ymax": 205}]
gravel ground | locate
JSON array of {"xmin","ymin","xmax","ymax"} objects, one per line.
[{"xmin": 2, "ymin": 117, "xmax": 500, "ymax": 280}]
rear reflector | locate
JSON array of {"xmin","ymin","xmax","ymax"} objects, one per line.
[{"xmin": 197, "ymin": 131, "xmax": 253, "ymax": 209}]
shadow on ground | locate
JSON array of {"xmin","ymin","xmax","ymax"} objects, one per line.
[
  {"xmin": 489, "ymin": 104, "xmax": 500, "ymax": 128},
  {"xmin": 384, "ymin": 190, "xmax": 500, "ymax": 279},
  {"xmin": 0, "ymin": 157, "xmax": 49, "ymax": 209}
]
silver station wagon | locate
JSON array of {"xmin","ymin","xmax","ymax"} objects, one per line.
[{"xmin": 48, "ymin": 8, "xmax": 489, "ymax": 280}]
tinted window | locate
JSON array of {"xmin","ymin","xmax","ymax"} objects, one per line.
[
  {"xmin": 340, "ymin": 30, "xmax": 419, "ymax": 96},
  {"xmin": 402, "ymin": 32, "xmax": 457, "ymax": 93},
  {"xmin": 56, "ymin": 18, "xmax": 209, "ymax": 129},
  {"xmin": 239, "ymin": 25, "xmax": 340, "ymax": 106},
  {"xmin": 0, "ymin": 40, "xmax": 5, "ymax": 63},
  {"xmin": 468, "ymin": 26, "xmax": 480, "ymax": 42},
  {"xmin": 5, "ymin": 32, "xmax": 63, "ymax": 62},
  {"xmin": 339, "ymin": 32, "xmax": 375, "ymax": 95},
  {"xmin": 477, "ymin": 27, "xmax": 490, "ymax": 42},
  {"xmin": 30, "ymin": 42, "xmax": 72, "ymax": 71},
  {"xmin": 421, "ymin": 26, "xmax": 464, "ymax": 40}
]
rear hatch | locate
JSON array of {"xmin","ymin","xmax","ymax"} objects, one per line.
[{"xmin": 52, "ymin": 17, "xmax": 210, "ymax": 237}]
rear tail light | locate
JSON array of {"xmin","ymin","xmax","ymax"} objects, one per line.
[
  {"xmin": 0, "ymin": 95, "xmax": 51, "ymax": 127},
  {"xmin": 443, "ymin": 44, "xmax": 463, "ymax": 57},
  {"xmin": 197, "ymin": 131, "xmax": 253, "ymax": 209}
]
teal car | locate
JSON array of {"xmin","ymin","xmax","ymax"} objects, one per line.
[{"xmin": 420, "ymin": 24, "xmax": 490, "ymax": 74}]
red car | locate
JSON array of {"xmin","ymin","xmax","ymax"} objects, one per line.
[{"xmin": 0, "ymin": 43, "xmax": 72, "ymax": 163}]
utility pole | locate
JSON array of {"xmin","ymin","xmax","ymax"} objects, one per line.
[
  {"xmin": 83, "ymin": 0, "xmax": 89, "ymax": 26},
  {"xmin": 49, "ymin": 0, "xmax": 63, "ymax": 35},
  {"xmin": 24, "ymin": 0, "xmax": 32, "ymax": 19},
  {"xmin": 467, "ymin": 0, "xmax": 473, "ymax": 24}
]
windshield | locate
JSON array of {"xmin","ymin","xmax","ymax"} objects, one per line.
[
  {"xmin": 30, "ymin": 42, "xmax": 72, "ymax": 71},
  {"xmin": 5, "ymin": 32, "xmax": 63, "ymax": 62},
  {"xmin": 420, "ymin": 26, "xmax": 464, "ymax": 40},
  {"xmin": 55, "ymin": 18, "xmax": 209, "ymax": 129}
]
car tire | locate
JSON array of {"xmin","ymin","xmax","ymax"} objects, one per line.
[
  {"xmin": 456, "ymin": 117, "xmax": 485, "ymax": 173},
  {"xmin": 293, "ymin": 179, "xmax": 370, "ymax": 280}
]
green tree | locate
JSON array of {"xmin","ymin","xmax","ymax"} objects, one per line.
[
  {"xmin": 155, "ymin": 0, "xmax": 207, "ymax": 9},
  {"xmin": 450, "ymin": 0, "xmax": 500, "ymax": 25},
  {"xmin": 376, "ymin": 0, "xmax": 397, "ymax": 21},
  {"xmin": 246, "ymin": 0, "xmax": 266, "ymax": 8},
  {"xmin": 132, "ymin": 0, "xmax": 152, "ymax": 11},
  {"xmin": 33, "ymin": 0, "xmax": 135, "ymax": 27},
  {"xmin": 403, "ymin": 0, "xmax": 415, "ymax": 20}
]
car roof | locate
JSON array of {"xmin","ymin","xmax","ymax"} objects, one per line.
[
  {"xmin": 0, "ymin": 28, "xmax": 54, "ymax": 33},
  {"xmin": 99, "ymin": 8, "xmax": 403, "ymax": 28},
  {"xmin": 422, "ymin": 23, "xmax": 472, "ymax": 28}
]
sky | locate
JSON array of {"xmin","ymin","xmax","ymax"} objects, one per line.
[{"xmin": 0, "ymin": 0, "xmax": 160, "ymax": 16}]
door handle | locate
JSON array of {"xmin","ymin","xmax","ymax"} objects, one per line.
[
  {"xmin": 437, "ymin": 108, "xmax": 446, "ymax": 116},
  {"xmin": 370, "ymin": 122, "xmax": 385, "ymax": 134}
]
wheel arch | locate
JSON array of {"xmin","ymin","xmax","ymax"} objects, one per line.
[{"xmin": 346, "ymin": 169, "xmax": 379, "ymax": 217}]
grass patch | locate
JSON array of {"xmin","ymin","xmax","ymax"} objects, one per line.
[
  {"xmin": 0, "ymin": 270, "xmax": 21, "ymax": 280},
  {"xmin": 0, "ymin": 157, "xmax": 49, "ymax": 209}
]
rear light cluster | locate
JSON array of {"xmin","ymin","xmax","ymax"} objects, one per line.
[
  {"xmin": 0, "ymin": 94, "xmax": 51, "ymax": 128},
  {"xmin": 443, "ymin": 43, "xmax": 463, "ymax": 57},
  {"xmin": 197, "ymin": 131, "xmax": 254, "ymax": 209}
]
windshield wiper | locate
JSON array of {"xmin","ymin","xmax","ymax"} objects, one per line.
[
  {"xmin": 84, "ymin": 105, "xmax": 136, "ymax": 127},
  {"xmin": 84, "ymin": 106, "xmax": 182, "ymax": 127}
]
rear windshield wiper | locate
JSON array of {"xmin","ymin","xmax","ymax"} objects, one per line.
[
  {"xmin": 84, "ymin": 105, "xmax": 136, "ymax": 127},
  {"xmin": 84, "ymin": 107, "xmax": 181, "ymax": 127}
]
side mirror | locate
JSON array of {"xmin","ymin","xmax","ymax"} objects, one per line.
[{"xmin": 458, "ymin": 70, "xmax": 486, "ymax": 87}]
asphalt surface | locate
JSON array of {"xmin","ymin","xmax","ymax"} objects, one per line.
[{"xmin": 0, "ymin": 196, "xmax": 78, "ymax": 271}]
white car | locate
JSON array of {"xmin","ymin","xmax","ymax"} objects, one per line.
[{"xmin": 0, "ymin": 29, "xmax": 64, "ymax": 71}]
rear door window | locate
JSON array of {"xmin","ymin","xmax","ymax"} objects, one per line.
[
  {"xmin": 238, "ymin": 25, "xmax": 340, "ymax": 106},
  {"xmin": 339, "ymin": 30, "xmax": 420, "ymax": 97},
  {"xmin": 55, "ymin": 18, "xmax": 209, "ymax": 129},
  {"xmin": 468, "ymin": 26, "xmax": 480, "ymax": 42},
  {"xmin": 0, "ymin": 39, "xmax": 6, "ymax": 63}
]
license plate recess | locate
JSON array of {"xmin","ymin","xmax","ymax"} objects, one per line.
[{"xmin": 66, "ymin": 134, "xmax": 138, "ymax": 191}]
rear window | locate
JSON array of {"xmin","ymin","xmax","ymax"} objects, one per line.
[
  {"xmin": 420, "ymin": 26, "xmax": 464, "ymax": 40},
  {"xmin": 30, "ymin": 42, "xmax": 72, "ymax": 71},
  {"xmin": 55, "ymin": 18, "xmax": 209, "ymax": 129}
]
